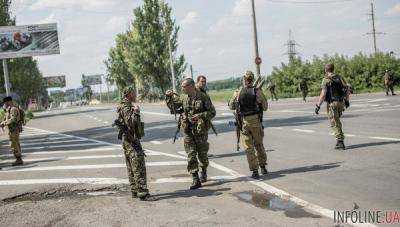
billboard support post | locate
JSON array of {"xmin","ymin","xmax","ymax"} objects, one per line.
[{"xmin": 2, "ymin": 59, "xmax": 10, "ymax": 96}]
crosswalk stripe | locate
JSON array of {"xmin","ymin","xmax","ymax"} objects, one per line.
[
  {"xmin": 0, "ymin": 178, "xmax": 128, "ymax": 186},
  {"xmin": 19, "ymin": 136, "xmax": 72, "ymax": 142},
  {"xmin": 21, "ymin": 139, "xmax": 87, "ymax": 146},
  {"xmin": 24, "ymin": 142, "xmax": 103, "ymax": 150},
  {"xmin": 0, "ymin": 161, "xmax": 188, "ymax": 172},
  {"xmin": 152, "ymin": 175, "xmax": 237, "ymax": 183},
  {"xmin": 0, "ymin": 147, "xmax": 119, "ymax": 158}
]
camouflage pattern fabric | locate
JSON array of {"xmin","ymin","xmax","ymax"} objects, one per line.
[
  {"xmin": 1, "ymin": 106, "xmax": 22, "ymax": 159},
  {"xmin": 327, "ymin": 101, "xmax": 345, "ymax": 141}
]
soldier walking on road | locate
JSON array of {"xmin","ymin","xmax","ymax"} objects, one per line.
[
  {"xmin": 165, "ymin": 78, "xmax": 216, "ymax": 189},
  {"xmin": 299, "ymin": 78, "xmax": 309, "ymax": 102},
  {"xmin": 116, "ymin": 86, "xmax": 150, "ymax": 200},
  {"xmin": 315, "ymin": 64, "xmax": 350, "ymax": 150},
  {"xmin": 229, "ymin": 71, "xmax": 269, "ymax": 179},
  {"xmin": 0, "ymin": 96, "xmax": 24, "ymax": 166},
  {"xmin": 384, "ymin": 70, "xmax": 396, "ymax": 96},
  {"xmin": 267, "ymin": 81, "xmax": 278, "ymax": 101}
]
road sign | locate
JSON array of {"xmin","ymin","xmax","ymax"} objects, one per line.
[
  {"xmin": 255, "ymin": 57, "xmax": 262, "ymax": 65},
  {"xmin": 43, "ymin": 75, "xmax": 66, "ymax": 88},
  {"xmin": 0, "ymin": 23, "xmax": 60, "ymax": 59},
  {"xmin": 82, "ymin": 74, "xmax": 102, "ymax": 86}
]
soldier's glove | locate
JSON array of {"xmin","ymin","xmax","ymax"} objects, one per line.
[
  {"xmin": 315, "ymin": 104, "xmax": 320, "ymax": 115},
  {"xmin": 344, "ymin": 100, "xmax": 350, "ymax": 109}
]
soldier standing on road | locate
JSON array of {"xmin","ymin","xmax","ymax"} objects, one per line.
[
  {"xmin": 117, "ymin": 86, "xmax": 150, "ymax": 200},
  {"xmin": 299, "ymin": 78, "xmax": 309, "ymax": 102},
  {"xmin": 165, "ymin": 78, "xmax": 216, "ymax": 189},
  {"xmin": 315, "ymin": 64, "xmax": 350, "ymax": 150},
  {"xmin": 196, "ymin": 75, "xmax": 208, "ymax": 94},
  {"xmin": 229, "ymin": 71, "xmax": 269, "ymax": 179},
  {"xmin": 0, "ymin": 96, "xmax": 24, "ymax": 166},
  {"xmin": 267, "ymin": 81, "xmax": 278, "ymax": 101},
  {"xmin": 384, "ymin": 70, "xmax": 396, "ymax": 96}
]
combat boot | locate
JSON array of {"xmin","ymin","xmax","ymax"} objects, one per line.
[
  {"xmin": 138, "ymin": 192, "xmax": 151, "ymax": 201},
  {"xmin": 251, "ymin": 170, "xmax": 260, "ymax": 179},
  {"xmin": 189, "ymin": 172, "xmax": 202, "ymax": 190},
  {"xmin": 12, "ymin": 157, "xmax": 23, "ymax": 166},
  {"xmin": 335, "ymin": 140, "xmax": 345, "ymax": 150},
  {"xmin": 200, "ymin": 169, "xmax": 207, "ymax": 183},
  {"xmin": 260, "ymin": 166, "xmax": 268, "ymax": 175}
]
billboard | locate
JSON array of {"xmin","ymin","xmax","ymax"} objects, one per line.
[
  {"xmin": 0, "ymin": 23, "xmax": 60, "ymax": 59},
  {"xmin": 43, "ymin": 75, "xmax": 66, "ymax": 88},
  {"xmin": 82, "ymin": 74, "xmax": 102, "ymax": 86}
]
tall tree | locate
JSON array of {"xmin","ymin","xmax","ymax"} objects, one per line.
[{"xmin": 105, "ymin": 0, "xmax": 186, "ymax": 99}]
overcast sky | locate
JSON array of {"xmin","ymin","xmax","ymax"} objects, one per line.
[{"xmin": 9, "ymin": 0, "xmax": 400, "ymax": 89}]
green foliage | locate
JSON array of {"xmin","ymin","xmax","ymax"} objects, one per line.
[
  {"xmin": 268, "ymin": 53, "xmax": 400, "ymax": 98},
  {"xmin": 25, "ymin": 110, "xmax": 33, "ymax": 121},
  {"xmin": 105, "ymin": 0, "xmax": 186, "ymax": 100},
  {"xmin": 207, "ymin": 77, "xmax": 242, "ymax": 91}
]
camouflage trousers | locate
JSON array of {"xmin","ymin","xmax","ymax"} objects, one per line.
[
  {"xmin": 385, "ymin": 84, "xmax": 395, "ymax": 95},
  {"xmin": 240, "ymin": 114, "xmax": 267, "ymax": 171},
  {"xmin": 184, "ymin": 133, "xmax": 209, "ymax": 174},
  {"xmin": 9, "ymin": 131, "xmax": 22, "ymax": 159},
  {"xmin": 327, "ymin": 101, "xmax": 345, "ymax": 141},
  {"xmin": 122, "ymin": 138, "xmax": 148, "ymax": 196},
  {"xmin": 301, "ymin": 90, "xmax": 308, "ymax": 101}
]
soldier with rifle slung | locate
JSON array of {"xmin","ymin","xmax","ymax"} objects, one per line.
[
  {"xmin": 196, "ymin": 75, "xmax": 218, "ymax": 137},
  {"xmin": 165, "ymin": 78, "xmax": 216, "ymax": 189},
  {"xmin": 229, "ymin": 71, "xmax": 268, "ymax": 179},
  {"xmin": 114, "ymin": 86, "xmax": 150, "ymax": 200}
]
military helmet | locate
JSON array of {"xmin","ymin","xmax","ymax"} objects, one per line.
[
  {"xmin": 244, "ymin": 71, "xmax": 254, "ymax": 81},
  {"xmin": 122, "ymin": 85, "xmax": 135, "ymax": 96}
]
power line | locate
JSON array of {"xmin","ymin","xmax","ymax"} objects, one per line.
[
  {"xmin": 266, "ymin": 0, "xmax": 354, "ymax": 4},
  {"xmin": 284, "ymin": 30, "xmax": 300, "ymax": 62},
  {"xmin": 366, "ymin": 2, "xmax": 384, "ymax": 54}
]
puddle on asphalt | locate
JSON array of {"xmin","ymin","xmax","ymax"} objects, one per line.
[{"xmin": 234, "ymin": 191, "xmax": 321, "ymax": 219}]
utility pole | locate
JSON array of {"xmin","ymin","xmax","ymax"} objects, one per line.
[
  {"xmin": 250, "ymin": 0, "xmax": 261, "ymax": 77},
  {"xmin": 284, "ymin": 30, "xmax": 300, "ymax": 63},
  {"xmin": 159, "ymin": 0, "xmax": 176, "ymax": 92},
  {"xmin": 366, "ymin": 2, "xmax": 383, "ymax": 54},
  {"xmin": 2, "ymin": 59, "xmax": 11, "ymax": 96},
  {"xmin": 190, "ymin": 65, "xmax": 194, "ymax": 79}
]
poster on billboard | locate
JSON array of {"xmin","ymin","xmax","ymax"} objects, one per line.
[
  {"xmin": 43, "ymin": 75, "xmax": 66, "ymax": 88},
  {"xmin": 82, "ymin": 74, "xmax": 102, "ymax": 86},
  {"xmin": 0, "ymin": 23, "xmax": 60, "ymax": 59}
]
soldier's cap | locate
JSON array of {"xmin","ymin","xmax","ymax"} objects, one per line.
[
  {"xmin": 122, "ymin": 86, "xmax": 135, "ymax": 95},
  {"xmin": 2, "ymin": 96, "xmax": 12, "ymax": 102},
  {"xmin": 243, "ymin": 71, "xmax": 254, "ymax": 81}
]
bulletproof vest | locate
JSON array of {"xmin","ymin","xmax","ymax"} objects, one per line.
[
  {"xmin": 326, "ymin": 75, "xmax": 345, "ymax": 103},
  {"xmin": 238, "ymin": 87, "xmax": 260, "ymax": 116}
]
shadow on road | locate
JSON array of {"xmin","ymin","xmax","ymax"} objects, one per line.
[
  {"xmin": 154, "ymin": 187, "xmax": 231, "ymax": 201},
  {"xmin": 346, "ymin": 141, "xmax": 400, "ymax": 150}
]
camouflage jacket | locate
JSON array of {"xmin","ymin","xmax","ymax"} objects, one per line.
[
  {"xmin": 166, "ymin": 90, "xmax": 216, "ymax": 134},
  {"xmin": 117, "ymin": 98, "xmax": 144, "ymax": 141},
  {"xmin": 1, "ymin": 105, "xmax": 21, "ymax": 133}
]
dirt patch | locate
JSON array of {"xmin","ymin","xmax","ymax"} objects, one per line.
[{"xmin": 1, "ymin": 184, "xmax": 131, "ymax": 205}]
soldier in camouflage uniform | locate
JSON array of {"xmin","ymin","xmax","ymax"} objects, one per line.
[
  {"xmin": 229, "ymin": 71, "xmax": 269, "ymax": 179},
  {"xmin": 117, "ymin": 86, "xmax": 150, "ymax": 200},
  {"xmin": 165, "ymin": 78, "xmax": 216, "ymax": 189},
  {"xmin": 0, "ymin": 96, "xmax": 23, "ymax": 166},
  {"xmin": 315, "ymin": 64, "xmax": 350, "ymax": 150},
  {"xmin": 267, "ymin": 81, "xmax": 278, "ymax": 101},
  {"xmin": 299, "ymin": 78, "xmax": 308, "ymax": 102},
  {"xmin": 384, "ymin": 70, "xmax": 396, "ymax": 96},
  {"xmin": 196, "ymin": 75, "xmax": 207, "ymax": 94}
]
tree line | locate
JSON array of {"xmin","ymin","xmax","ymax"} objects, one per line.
[
  {"xmin": 0, "ymin": 0, "xmax": 48, "ymax": 108},
  {"xmin": 206, "ymin": 52, "xmax": 399, "ymax": 98},
  {"xmin": 105, "ymin": 0, "xmax": 186, "ymax": 100}
]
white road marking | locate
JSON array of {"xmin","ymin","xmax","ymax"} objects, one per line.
[
  {"xmin": 369, "ymin": 136, "xmax": 400, "ymax": 142},
  {"xmin": 221, "ymin": 113, "xmax": 233, "ymax": 116},
  {"xmin": 141, "ymin": 111, "xmax": 171, "ymax": 117},
  {"xmin": 345, "ymin": 134, "xmax": 356, "ymax": 137},
  {"xmin": 23, "ymin": 142, "xmax": 102, "ymax": 150},
  {"xmin": 0, "ymin": 147, "xmax": 119, "ymax": 158},
  {"xmin": 292, "ymin": 129, "xmax": 315, "ymax": 133},
  {"xmin": 21, "ymin": 139, "xmax": 87, "ymax": 146},
  {"xmin": 19, "ymin": 136, "xmax": 72, "ymax": 142},
  {"xmin": 366, "ymin": 98, "xmax": 388, "ymax": 103},
  {"xmin": 269, "ymin": 127, "xmax": 283, "ymax": 130},
  {"xmin": 150, "ymin": 141, "xmax": 163, "ymax": 145},
  {"xmin": 0, "ymin": 178, "xmax": 128, "ymax": 186},
  {"xmin": 177, "ymin": 151, "xmax": 186, "ymax": 156},
  {"xmin": 103, "ymin": 121, "xmax": 109, "ymax": 124},
  {"xmin": 1, "ymin": 161, "xmax": 187, "ymax": 172},
  {"xmin": 145, "ymin": 123, "xmax": 176, "ymax": 130}
]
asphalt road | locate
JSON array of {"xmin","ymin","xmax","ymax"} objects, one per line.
[{"xmin": 0, "ymin": 92, "xmax": 399, "ymax": 227}]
